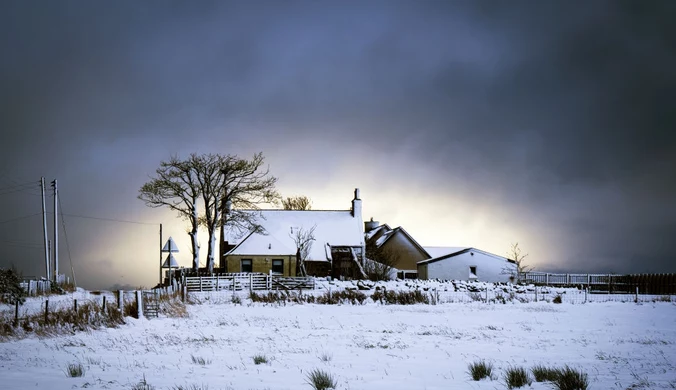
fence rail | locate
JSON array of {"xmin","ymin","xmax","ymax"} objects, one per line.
[
  {"xmin": 519, "ymin": 272, "xmax": 676, "ymax": 294},
  {"xmin": 19, "ymin": 275, "xmax": 71, "ymax": 296},
  {"xmin": 184, "ymin": 274, "xmax": 315, "ymax": 292}
]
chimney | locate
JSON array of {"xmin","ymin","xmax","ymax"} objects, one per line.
[
  {"xmin": 365, "ymin": 217, "xmax": 379, "ymax": 232},
  {"xmin": 351, "ymin": 188, "xmax": 362, "ymax": 218}
]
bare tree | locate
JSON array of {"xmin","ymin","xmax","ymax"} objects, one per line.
[
  {"xmin": 138, "ymin": 156, "xmax": 201, "ymax": 270},
  {"xmin": 282, "ymin": 195, "xmax": 312, "ymax": 210},
  {"xmin": 504, "ymin": 242, "xmax": 531, "ymax": 282},
  {"xmin": 199, "ymin": 152, "xmax": 279, "ymax": 272},
  {"xmin": 363, "ymin": 241, "xmax": 398, "ymax": 281},
  {"xmin": 290, "ymin": 225, "xmax": 316, "ymax": 277}
]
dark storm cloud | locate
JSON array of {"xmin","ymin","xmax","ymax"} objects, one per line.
[{"xmin": 1, "ymin": 1, "xmax": 675, "ymax": 288}]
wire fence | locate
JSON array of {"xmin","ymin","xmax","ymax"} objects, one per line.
[{"xmin": 186, "ymin": 284, "xmax": 675, "ymax": 305}]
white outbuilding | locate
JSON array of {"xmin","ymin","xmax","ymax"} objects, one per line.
[{"xmin": 417, "ymin": 247, "xmax": 516, "ymax": 282}]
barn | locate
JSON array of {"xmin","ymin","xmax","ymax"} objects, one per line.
[{"xmin": 417, "ymin": 247, "xmax": 516, "ymax": 282}]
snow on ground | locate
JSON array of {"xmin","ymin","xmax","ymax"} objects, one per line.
[{"xmin": 1, "ymin": 293, "xmax": 675, "ymax": 390}]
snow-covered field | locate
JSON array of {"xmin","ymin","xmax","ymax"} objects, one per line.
[{"xmin": 1, "ymin": 291, "xmax": 675, "ymax": 390}]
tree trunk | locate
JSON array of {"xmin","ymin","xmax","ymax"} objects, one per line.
[
  {"xmin": 206, "ymin": 208, "xmax": 220, "ymax": 273},
  {"xmin": 189, "ymin": 227, "xmax": 199, "ymax": 271},
  {"xmin": 190, "ymin": 196, "xmax": 200, "ymax": 270}
]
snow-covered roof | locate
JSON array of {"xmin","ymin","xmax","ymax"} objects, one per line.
[
  {"xmin": 225, "ymin": 210, "xmax": 364, "ymax": 261},
  {"xmin": 418, "ymin": 247, "xmax": 512, "ymax": 265},
  {"xmin": 423, "ymin": 246, "xmax": 468, "ymax": 259},
  {"xmin": 365, "ymin": 224, "xmax": 390, "ymax": 240}
]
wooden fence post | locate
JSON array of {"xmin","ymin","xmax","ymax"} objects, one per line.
[
  {"xmin": 74, "ymin": 299, "xmax": 78, "ymax": 313},
  {"xmin": 545, "ymin": 273, "xmax": 549, "ymax": 286},
  {"xmin": 14, "ymin": 301, "xmax": 19, "ymax": 326},
  {"xmin": 584, "ymin": 286, "xmax": 587, "ymax": 303},
  {"xmin": 44, "ymin": 300, "xmax": 49, "ymax": 324},
  {"xmin": 102, "ymin": 296, "xmax": 107, "ymax": 310},
  {"xmin": 136, "ymin": 290, "xmax": 143, "ymax": 319},
  {"xmin": 249, "ymin": 273, "xmax": 253, "ymax": 294},
  {"xmin": 534, "ymin": 286, "xmax": 538, "ymax": 302},
  {"xmin": 635, "ymin": 286, "xmax": 639, "ymax": 303}
]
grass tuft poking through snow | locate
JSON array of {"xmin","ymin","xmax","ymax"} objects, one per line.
[
  {"xmin": 553, "ymin": 366, "xmax": 589, "ymax": 390},
  {"xmin": 504, "ymin": 366, "xmax": 532, "ymax": 389},
  {"xmin": 253, "ymin": 354, "xmax": 268, "ymax": 365},
  {"xmin": 65, "ymin": 362, "xmax": 85, "ymax": 377},
  {"xmin": 172, "ymin": 385, "xmax": 210, "ymax": 390},
  {"xmin": 467, "ymin": 360, "xmax": 493, "ymax": 381},
  {"xmin": 306, "ymin": 368, "xmax": 337, "ymax": 390},
  {"xmin": 318, "ymin": 352, "xmax": 333, "ymax": 362},
  {"xmin": 131, "ymin": 375, "xmax": 155, "ymax": 390},
  {"xmin": 190, "ymin": 355, "xmax": 211, "ymax": 365},
  {"xmin": 531, "ymin": 364, "xmax": 560, "ymax": 382}
]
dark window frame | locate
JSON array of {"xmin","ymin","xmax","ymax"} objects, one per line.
[
  {"xmin": 271, "ymin": 259, "xmax": 284, "ymax": 275},
  {"xmin": 241, "ymin": 259, "xmax": 253, "ymax": 273}
]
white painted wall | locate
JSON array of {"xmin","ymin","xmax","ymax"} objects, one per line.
[{"xmin": 423, "ymin": 250, "xmax": 516, "ymax": 282}]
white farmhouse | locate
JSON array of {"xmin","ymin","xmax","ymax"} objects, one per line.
[{"xmin": 417, "ymin": 247, "xmax": 516, "ymax": 283}]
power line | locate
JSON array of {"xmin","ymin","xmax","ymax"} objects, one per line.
[
  {"xmin": 60, "ymin": 213, "xmax": 158, "ymax": 226},
  {"xmin": 0, "ymin": 213, "xmax": 43, "ymax": 225},
  {"xmin": 58, "ymin": 196, "xmax": 77, "ymax": 287},
  {"xmin": 0, "ymin": 242, "xmax": 43, "ymax": 249},
  {"xmin": 0, "ymin": 186, "xmax": 42, "ymax": 196},
  {"xmin": 0, "ymin": 181, "xmax": 39, "ymax": 191}
]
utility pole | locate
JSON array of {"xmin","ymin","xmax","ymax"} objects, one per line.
[
  {"xmin": 159, "ymin": 223, "xmax": 163, "ymax": 285},
  {"xmin": 40, "ymin": 177, "xmax": 50, "ymax": 281},
  {"xmin": 51, "ymin": 179, "xmax": 58, "ymax": 282}
]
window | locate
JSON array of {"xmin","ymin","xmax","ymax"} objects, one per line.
[
  {"xmin": 272, "ymin": 259, "xmax": 284, "ymax": 275},
  {"xmin": 241, "ymin": 259, "xmax": 252, "ymax": 273},
  {"xmin": 469, "ymin": 266, "xmax": 477, "ymax": 278}
]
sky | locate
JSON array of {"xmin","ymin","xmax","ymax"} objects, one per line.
[{"xmin": 1, "ymin": 1, "xmax": 675, "ymax": 290}]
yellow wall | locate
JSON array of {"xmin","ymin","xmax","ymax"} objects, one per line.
[
  {"xmin": 225, "ymin": 255, "xmax": 297, "ymax": 276},
  {"xmin": 417, "ymin": 263, "xmax": 428, "ymax": 280},
  {"xmin": 381, "ymin": 232, "xmax": 429, "ymax": 271}
]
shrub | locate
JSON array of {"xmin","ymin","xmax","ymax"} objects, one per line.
[
  {"xmin": 371, "ymin": 290, "xmax": 429, "ymax": 305},
  {"xmin": 532, "ymin": 364, "xmax": 560, "ymax": 382},
  {"xmin": 65, "ymin": 362, "xmax": 85, "ymax": 377},
  {"xmin": 161, "ymin": 297, "xmax": 189, "ymax": 318},
  {"xmin": 253, "ymin": 354, "xmax": 268, "ymax": 365},
  {"xmin": 0, "ymin": 300, "xmax": 124, "ymax": 340},
  {"xmin": 468, "ymin": 292, "xmax": 484, "ymax": 302},
  {"xmin": 0, "ymin": 267, "xmax": 26, "ymax": 305},
  {"xmin": 318, "ymin": 352, "xmax": 332, "ymax": 362},
  {"xmin": 306, "ymin": 368, "xmax": 337, "ymax": 390},
  {"xmin": 124, "ymin": 300, "xmax": 138, "ymax": 318},
  {"xmin": 468, "ymin": 360, "xmax": 493, "ymax": 381},
  {"xmin": 316, "ymin": 290, "xmax": 367, "ymax": 305},
  {"xmin": 553, "ymin": 295, "xmax": 563, "ymax": 304},
  {"xmin": 504, "ymin": 366, "xmax": 532, "ymax": 389},
  {"xmin": 553, "ymin": 366, "xmax": 588, "ymax": 390},
  {"xmin": 231, "ymin": 294, "xmax": 242, "ymax": 305}
]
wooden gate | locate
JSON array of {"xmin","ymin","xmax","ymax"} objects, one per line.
[{"xmin": 143, "ymin": 290, "xmax": 160, "ymax": 318}]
